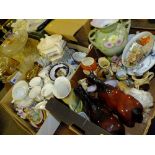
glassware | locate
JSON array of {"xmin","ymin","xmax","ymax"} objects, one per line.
[{"xmin": 0, "ymin": 56, "xmax": 19, "ymax": 83}]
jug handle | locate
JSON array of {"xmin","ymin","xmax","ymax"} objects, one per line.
[
  {"xmin": 88, "ymin": 28, "xmax": 98, "ymax": 47},
  {"xmin": 120, "ymin": 19, "xmax": 131, "ymax": 34}
]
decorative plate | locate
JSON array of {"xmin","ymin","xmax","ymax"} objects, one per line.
[
  {"xmin": 49, "ymin": 63, "xmax": 70, "ymax": 81},
  {"xmin": 122, "ymin": 31, "xmax": 154, "ymax": 68}
]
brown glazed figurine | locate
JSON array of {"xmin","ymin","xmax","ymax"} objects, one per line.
[
  {"xmin": 74, "ymin": 85, "xmax": 125, "ymax": 135},
  {"xmin": 87, "ymin": 72, "xmax": 143, "ymax": 127}
]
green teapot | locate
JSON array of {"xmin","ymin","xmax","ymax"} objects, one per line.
[{"xmin": 88, "ymin": 19, "xmax": 131, "ymax": 57}]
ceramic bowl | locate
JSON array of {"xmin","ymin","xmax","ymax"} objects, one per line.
[{"xmin": 72, "ymin": 52, "xmax": 86, "ymax": 63}]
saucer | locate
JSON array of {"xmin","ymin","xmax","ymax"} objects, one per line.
[{"xmin": 49, "ymin": 63, "xmax": 70, "ymax": 81}]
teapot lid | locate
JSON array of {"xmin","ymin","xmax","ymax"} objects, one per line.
[{"xmin": 90, "ymin": 19, "xmax": 119, "ymax": 28}]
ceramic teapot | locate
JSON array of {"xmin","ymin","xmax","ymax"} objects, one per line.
[{"xmin": 88, "ymin": 19, "xmax": 131, "ymax": 57}]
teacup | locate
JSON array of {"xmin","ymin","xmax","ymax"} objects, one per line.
[
  {"xmin": 116, "ymin": 68, "xmax": 128, "ymax": 81},
  {"xmin": 72, "ymin": 52, "xmax": 86, "ymax": 63},
  {"xmin": 81, "ymin": 57, "xmax": 97, "ymax": 75},
  {"xmin": 98, "ymin": 57, "xmax": 113, "ymax": 76},
  {"xmin": 29, "ymin": 77, "xmax": 43, "ymax": 88},
  {"xmin": 29, "ymin": 86, "xmax": 44, "ymax": 102},
  {"xmin": 41, "ymin": 83, "xmax": 54, "ymax": 100},
  {"xmin": 53, "ymin": 76, "xmax": 71, "ymax": 99},
  {"xmin": 12, "ymin": 80, "xmax": 29, "ymax": 102}
]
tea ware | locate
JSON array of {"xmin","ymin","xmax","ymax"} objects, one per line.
[
  {"xmin": 52, "ymin": 76, "xmax": 71, "ymax": 99},
  {"xmin": 49, "ymin": 63, "xmax": 70, "ymax": 81},
  {"xmin": 12, "ymin": 80, "xmax": 29, "ymax": 101},
  {"xmin": 81, "ymin": 57, "xmax": 97, "ymax": 75},
  {"xmin": 122, "ymin": 31, "xmax": 154, "ymax": 68},
  {"xmin": 35, "ymin": 100, "xmax": 47, "ymax": 110},
  {"xmin": 116, "ymin": 68, "xmax": 128, "ymax": 80},
  {"xmin": 91, "ymin": 19, "xmax": 119, "ymax": 28},
  {"xmin": 41, "ymin": 83, "xmax": 54, "ymax": 100},
  {"xmin": 26, "ymin": 109, "xmax": 47, "ymax": 128},
  {"xmin": 29, "ymin": 76, "xmax": 43, "ymax": 88},
  {"xmin": 14, "ymin": 96, "xmax": 33, "ymax": 109},
  {"xmin": 29, "ymin": 86, "xmax": 42, "ymax": 100},
  {"xmin": 126, "ymin": 49, "xmax": 155, "ymax": 76},
  {"xmin": 98, "ymin": 57, "xmax": 113, "ymax": 78},
  {"xmin": 89, "ymin": 19, "xmax": 131, "ymax": 56},
  {"xmin": 72, "ymin": 52, "xmax": 86, "ymax": 63}
]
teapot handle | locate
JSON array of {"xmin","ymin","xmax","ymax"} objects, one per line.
[
  {"xmin": 120, "ymin": 19, "xmax": 131, "ymax": 33},
  {"xmin": 88, "ymin": 28, "xmax": 98, "ymax": 47}
]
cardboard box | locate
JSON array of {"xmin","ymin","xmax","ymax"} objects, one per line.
[
  {"xmin": 47, "ymin": 47, "xmax": 155, "ymax": 135},
  {"xmin": 44, "ymin": 19, "xmax": 91, "ymax": 47},
  {"xmin": 0, "ymin": 43, "xmax": 89, "ymax": 135}
]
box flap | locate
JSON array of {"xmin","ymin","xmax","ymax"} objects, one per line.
[{"xmin": 44, "ymin": 19, "xmax": 89, "ymax": 42}]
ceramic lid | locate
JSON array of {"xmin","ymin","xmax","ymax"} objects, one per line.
[{"xmin": 90, "ymin": 19, "xmax": 119, "ymax": 28}]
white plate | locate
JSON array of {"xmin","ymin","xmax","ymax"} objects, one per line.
[{"xmin": 49, "ymin": 63, "xmax": 70, "ymax": 81}]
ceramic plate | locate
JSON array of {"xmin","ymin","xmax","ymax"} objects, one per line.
[
  {"xmin": 49, "ymin": 63, "xmax": 70, "ymax": 81},
  {"xmin": 127, "ymin": 50, "xmax": 155, "ymax": 76},
  {"xmin": 122, "ymin": 31, "xmax": 154, "ymax": 68}
]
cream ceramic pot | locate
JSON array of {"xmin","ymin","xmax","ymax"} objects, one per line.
[{"xmin": 88, "ymin": 19, "xmax": 131, "ymax": 56}]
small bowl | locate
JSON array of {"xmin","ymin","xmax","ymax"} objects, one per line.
[{"xmin": 72, "ymin": 52, "xmax": 86, "ymax": 63}]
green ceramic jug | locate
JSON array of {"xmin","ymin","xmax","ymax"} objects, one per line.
[{"xmin": 88, "ymin": 19, "xmax": 131, "ymax": 57}]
